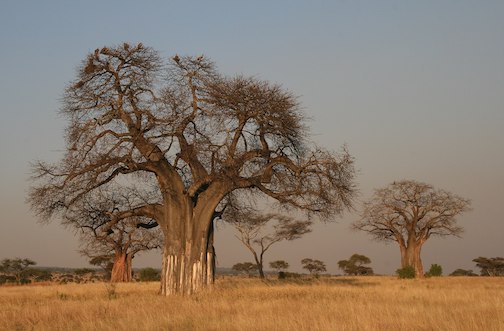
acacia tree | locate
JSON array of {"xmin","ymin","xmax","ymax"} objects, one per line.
[
  {"xmin": 0, "ymin": 258, "xmax": 37, "ymax": 284},
  {"xmin": 301, "ymin": 258, "xmax": 326, "ymax": 276},
  {"xmin": 227, "ymin": 210, "xmax": 312, "ymax": 278},
  {"xmin": 232, "ymin": 262, "xmax": 258, "ymax": 276},
  {"xmin": 28, "ymin": 43, "xmax": 356, "ymax": 295},
  {"xmin": 337, "ymin": 254, "xmax": 374, "ymax": 276},
  {"xmin": 353, "ymin": 180, "xmax": 471, "ymax": 278},
  {"xmin": 473, "ymin": 257, "xmax": 504, "ymax": 276},
  {"xmin": 69, "ymin": 188, "xmax": 163, "ymax": 282},
  {"xmin": 270, "ymin": 260, "xmax": 289, "ymax": 272}
]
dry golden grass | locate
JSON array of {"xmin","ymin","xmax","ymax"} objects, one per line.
[{"xmin": 0, "ymin": 276, "xmax": 503, "ymax": 331}]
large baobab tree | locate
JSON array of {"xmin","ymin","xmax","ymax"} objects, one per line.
[
  {"xmin": 353, "ymin": 180, "xmax": 471, "ymax": 278},
  {"xmin": 29, "ymin": 43, "xmax": 356, "ymax": 295},
  {"xmin": 227, "ymin": 210, "xmax": 312, "ymax": 278}
]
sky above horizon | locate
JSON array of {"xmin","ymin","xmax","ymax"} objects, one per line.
[{"xmin": 0, "ymin": 1, "xmax": 503, "ymax": 275}]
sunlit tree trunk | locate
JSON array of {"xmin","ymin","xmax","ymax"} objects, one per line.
[
  {"xmin": 159, "ymin": 192, "xmax": 221, "ymax": 296},
  {"xmin": 110, "ymin": 251, "xmax": 133, "ymax": 282},
  {"xmin": 399, "ymin": 237, "xmax": 424, "ymax": 278}
]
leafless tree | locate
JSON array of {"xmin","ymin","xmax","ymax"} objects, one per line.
[
  {"xmin": 353, "ymin": 180, "xmax": 471, "ymax": 278},
  {"xmin": 227, "ymin": 209, "xmax": 312, "ymax": 278},
  {"xmin": 79, "ymin": 219, "xmax": 163, "ymax": 283},
  {"xmin": 28, "ymin": 43, "xmax": 356, "ymax": 295},
  {"xmin": 61, "ymin": 186, "xmax": 162, "ymax": 282}
]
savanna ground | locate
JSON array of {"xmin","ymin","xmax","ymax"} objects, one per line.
[{"xmin": 1, "ymin": 276, "xmax": 503, "ymax": 331}]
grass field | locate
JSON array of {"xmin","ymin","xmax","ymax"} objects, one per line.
[{"xmin": 1, "ymin": 276, "xmax": 503, "ymax": 331}]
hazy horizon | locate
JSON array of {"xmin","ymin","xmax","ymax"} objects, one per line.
[{"xmin": 1, "ymin": 1, "xmax": 502, "ymax": 275}]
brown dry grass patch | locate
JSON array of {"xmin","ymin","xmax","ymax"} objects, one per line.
[{"xmin": 0, "ymin": 276, "xmax": 503, "ymax": 330}]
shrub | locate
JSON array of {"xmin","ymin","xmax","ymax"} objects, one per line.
[
  {"xmin": 138, "ymin": 268, "xmax": 160, "ymax": 281},
  {"xmin": 396, "ymin": 265, "xmax": 415, "ymax": 279},
  {"xmin": 278, "ymin": 271, "xmax": 302, "ymax": 279},
  {"xmin": 425, "ymin": 264, "xmax": 442, "ymax": 277},
  {"xmin": 449, "ymin": 269, "xmax": 478, "ymax": 276}
]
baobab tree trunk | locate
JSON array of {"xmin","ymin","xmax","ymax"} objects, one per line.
[
  {"xmin": 110, "ymin": 252, "xmax": 133, "ymax": 282},
  {"xmin": 399, "ymin": 238, "xmax": 424, "ymax": 278},
  {"xmin": 159, "ymin": 209, "xmax": 216, "ymax": 296}
]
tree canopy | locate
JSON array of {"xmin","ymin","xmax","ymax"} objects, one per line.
[
  {"xmin": 354, "ymin": 180, "xmax": 470, "ymax": 277},
  {"xmin": 227, "ymin": 209, "xmax": 311, "ymax": 278},
  {"xmin": 337, "ymin": 254, "xmax": 374, "ymax": 276},
  {"xmin": 473, "ymin": 257, "xmax": 504, "ymax": 276},
  {"xmin": 28, "ymin": 43, "xmax": 356, "ymax": 295},
  {"xmin": 301, "ymin": 258, "xmax": 326, "ymax": 276}
]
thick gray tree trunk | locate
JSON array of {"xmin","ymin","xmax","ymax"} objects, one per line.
[
  {"xmin": 399, "ymin": 237, "xmax": 424, "ymax": 278},
  {"xmin": 158, "ymin": 200, "xmax": 218, "ymax": 296}
]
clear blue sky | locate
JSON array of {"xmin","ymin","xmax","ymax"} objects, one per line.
[{"xmin": 1, "ymin": 0, "xmax": 503, "ymax": 274}]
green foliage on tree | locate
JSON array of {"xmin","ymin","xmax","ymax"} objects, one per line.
[
  {"xmin": 473, "ymin": 257, "xmax": 504, "ymax": 276},
  {"xmin": 301, "ymin": 258, "xmax": 326, "ymax": 276},
  {"xmin": 337, "ymin": 254, "xmax": 374, "ymax": 276},
  {"xmin": 425, "ymin": 264, "xmax": 443, "ymax": 277},
  {"xmin": 232, "ymin": 262, "xmax": 258, "ymax": 276},
  {"xmin": 138, "ymin": 268, "xmax": 161, "ymax": 281},
  {"xmin": 396, "ymin": 265, "xmax": 416, "ymax": 279},
  {"xmin": 25, "ymin": 269, "xmax": 53, "ymax": 282},
  {"xmin": 270, "ymin": 260, "xmax": 289, "ymax": 272},
  {"xmin": 449, "ymin": 269, "xmax": 478, "ymax": 276},
  {"xmin": 0, "ymin": 258, "xmax": 37, "ymax": 284}
]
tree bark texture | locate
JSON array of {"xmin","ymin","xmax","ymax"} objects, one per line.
[
  {"xmin": 110, "ymin": 252, "xmax": 132, "ymax": 282},
  {"xmin": 159, "ymin": 199, "xmax": 219, "ymax": 295},
  {"xmin": 399, "ymin": 239, "xmax": 424, "ymax": 278}
]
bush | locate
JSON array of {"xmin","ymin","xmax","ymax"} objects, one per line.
[
  {"xmin": 449, "ymin": 269, "xmax": 478, "ymax": 276},
  {"xmin": 396, "ymin": 265, "xmax": 415, "ymax": 279},
  {"xmin": 278, "ymin": 271, "xmax": 302, "ymax": 279},
  {"xmin": 138, "ymin": 268, "xmax": 160, "ymax": 281},
  {"xmin": 425, "ymin": 264, "xmax": 442, "ymax": 277},
  {"xmin": 0, "ymin": 275, "xmax": 16, "ymax": 285}
]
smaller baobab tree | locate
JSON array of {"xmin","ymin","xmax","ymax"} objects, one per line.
[
  {"xmin": 337, "ymin": 254, "xmax": 374, "ymax": 276},
  {"xmin": 226, "ymin": 209, "xmax": 312, "ymax": 279},
  {"xmin": 354, "ymin": 180, "xmax": 471, "ymax": 278},
  {"xmin": 80, "ymin": 219, "xmax": 163, "ymax": 282},
  {"xmin": 301, "ymin": 258, "xmax": 326, "ymax": 277},
  {"xmin": 67, "ymin": 188, "xmax": 163, "ymax": 282}
]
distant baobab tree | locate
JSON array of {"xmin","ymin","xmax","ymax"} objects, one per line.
[
  {"xmin": 28, "ymin": 42, "xmax": 356, "ymax": 295},
  {"xmin": 354, "ymin": 180, "xmax": 471, "ymax": 278},
  {"xmin": 65, "ymin": 187, "xmax": 163, "ymax": 283}
]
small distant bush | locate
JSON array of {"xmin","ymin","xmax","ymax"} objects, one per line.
[
  {"xmin": 450, "ymin": 269, "xmax": 478, "ymax": 276},
  {"xmin": 138, "ymin": 268, "xmax": 160, "ymax": 281},
  {"xmin": 425, "ymin": 264, "xmax": 442, "ymax": 277},
  {"xmin": 74, "ymin": 268, "xmax": 95, "ymax": 276},
  {"xmin": 278, "ymin": 271, "xmax": 302, "ymax": 279},
  {"xmin": 396, "ymin": 265, "xmax": 415, "ymax": 279},
  {"xmin": 20, "ymin": 278, "xmax": 31, "ymax": 285},
  {"xmin": 0, "ymin": 275, "xmax": 16, "ymax": 284}
]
